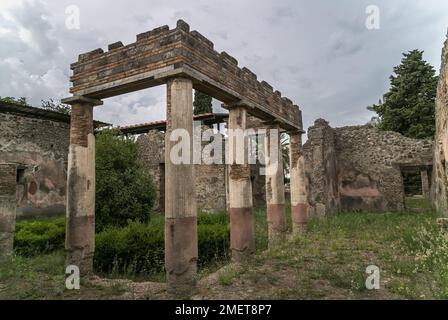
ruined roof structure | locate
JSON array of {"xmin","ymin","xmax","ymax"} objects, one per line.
[
  {"xmin": 118, "ymin": 112, "xmax": 229, "ymax": 134},
  {"xmin": 68, "ymin": 19, "xmax": 303, "ymax": 131},
  {"xmin": 60, "ymin": 19, "xmax": 307, "ymax": 294},
  {"xmin": 303, "ymin": 119, "xmax": 434, "ymax": 215},
  {"xmin": 0, "ymin": 102, "xmax": 109, "ymax": 128}
]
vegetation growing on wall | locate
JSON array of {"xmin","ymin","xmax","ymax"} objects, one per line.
[
  {"xmin": 0, "ymin": 96, "xmax": 28, "ymax": 106},
  {"xmin": 40, "ymin": 99, "xmax": 71, "ymax": 115}
]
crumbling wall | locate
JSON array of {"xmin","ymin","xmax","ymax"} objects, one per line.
[
  {"xmin": 304, "ymin": 119, "xmax": 433, "ymax": 214},
  {"xmin": 136, "ymin": 130, "xmax": 165, "ymax": 212},
  {"xmin": 431, "ymin": 34, "xmax": 448, "ymax": 216},
  {"xmin": 303, "ymin": 119, "xmax": 339, "ymax": 216},
  {"xmin": 335, "ymin": 125, "xmax": 432, "ymax": 212},
  {"xmin": 0, "ymin": 112, "xmax": 69, "ymax": 218},
  {"xmin": 136, "ymin": 129, "xmax": 266, "ymax": 213},
  {"xmin": 0, "ymin": 163, "xmax": 17, "ymax": 254}
]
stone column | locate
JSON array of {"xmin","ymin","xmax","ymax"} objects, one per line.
[
  {"xmin": 264, "ymin": 125, "xmax": 287, "ymax": 243},
  {"xmin": 289, "ymin": 132, "xmax": 309, "ymax": 233},
  {"xmin": 62, "ymin": 96, "xmax": 102, "ymax": 275},
  {"xmin": 421, "ymin": 168, "xmax": 430, "ymax": 199},
  {"xmin": 0, "ymin": 163, "xmax": 17, "ymax": 256},
  {"xmin": 164, "ymin": 78, "xmax": 198, "ymax": 295},
  {"xmin": 228, "ymin": 106, "xmax": 255, "ymax": 262}
]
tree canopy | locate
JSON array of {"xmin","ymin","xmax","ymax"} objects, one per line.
[
  {"xmin": 367, "ymin": 50, "xmax": 438, "ymax": 139},
  {"xmin": 193, "ymin": 90, "xmax": 213, "ymax": 115},
  {"xmin": 95, "ymin": 129, "xmax": 155, "ymax": 231}
]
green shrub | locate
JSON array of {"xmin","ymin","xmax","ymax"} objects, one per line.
[
  {"xmin": 14, "ymin": 213, "xmax": 231, "ymax": 277},
  {"xmin": 14, "ymin": 218, "xmax": 65, "ymax": 256},
  {"xmin": 197, "ymin": 223, "xmax": 230, "ymax": 266},
  {"xmin": 197, "ymin": 212, "xmax": 229, "ymax": 226},
  {"xmin": 94, "ymin": 214, "xmax": 230, "ymax": 276},
  {"xmin": 94, "ymin": 220, "xmax": 165, "ymax": 275},
  {"xmin": 96, "ymin": 129, "xmax": 156, "ymax": 232}
]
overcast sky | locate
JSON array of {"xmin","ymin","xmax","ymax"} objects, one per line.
[{"xmin": 1, "ymin": 0, "xmax": 447, "ymax": 132}]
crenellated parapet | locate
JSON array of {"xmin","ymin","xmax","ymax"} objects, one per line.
[{"xmin": 69, "ymin": 20, "xmax": 302, "ymax": 131}]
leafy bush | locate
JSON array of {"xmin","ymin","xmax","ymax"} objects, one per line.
[
  {"xmin": 14, "ymin": 218, "xmax": 65, "ymax": 256},
  {"xmin": 197, "ymin": 212, "xmax": 229, "ymax": 226},
  {"xmin": 94, "ymin": 213, "xmax": 230, "ymax": 276},
  {"xmin": 94, "ymin": 220, "xmax": 165, "ymax": 275},
  {"xmin": 96, "ymin": 129, "xmax": 156, "ymax": 232},
  {"xmin": 197, "ymin": 223, "xmax": 230, "ymax": 266},
  {"xmin": 14, "ymin": 213, "xmax": 231, "ymax": 277}
]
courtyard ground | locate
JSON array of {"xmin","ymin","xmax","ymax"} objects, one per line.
[{"xmin": 1, "ymin": 198, "xmax": 447, "ymax": 300}]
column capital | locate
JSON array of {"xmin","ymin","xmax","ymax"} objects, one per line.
[
  {"xmin": 61, "ymin": 95, "xmax": 103, "ymax": 106},
  {"xmin": 262, "ymin": 119, "xmax": 281, "ymax": 128},
  {"xmin": 287, "ymin": 129, "xmax": 306, "ymax": 135},
  {"xmin": 225, "ymin": 101, "xmax": 252, "ymax": 111}
]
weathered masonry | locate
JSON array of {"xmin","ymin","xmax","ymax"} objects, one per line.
[
  {"xmin": 119, "ymin": 113, "xmax": 267, "ymax": 213},
  {"xmin": 0, "ymin": 163, "xmax": 18, "ymax": 255},
  {"xmin": 303, "ymin": 119, "xmax": 433, "ymax": 216},
  {"xmin": 432, "ymin": 33, "xmax": 448, "ymax": 216},
  {"xmin": 0, "ymin": 103, "xmax": 107, "ymax": 219},
  {"xmin": 63, "ymin": 20, "xmax": 306, "ymax": 294}
]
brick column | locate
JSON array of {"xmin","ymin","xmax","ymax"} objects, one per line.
[
  {"xmin": 421, "ymin": 168, "xmax": 430, "ymax": 199},
  {"xmin": 164, "ymin": 78, "xmax": 198, "ymax": 295},
  {"xmin": 228, "ymin": 106, "xmax": 255, "ymax": 262},
  {"xmin": 265, "ymin": 125, "xmax": 287, "ymax": 243},
  {"xmin": 0, "ymin": 163, "xmax": 17, "ymax": 256},
  {"xmin": 289, "ymin": 132, "xmax": 309, "ymax": 233},
  {"xmin": 62, "ymin": 96, "xmax": 102, "ymax": 275}
]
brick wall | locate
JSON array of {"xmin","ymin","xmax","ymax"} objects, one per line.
[{"xmin": 69, "ymin": 20, "xmax": 302, "ymax": 130}]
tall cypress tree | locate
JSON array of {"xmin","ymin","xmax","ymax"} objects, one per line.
[
  {"xmin": 193, "ymin": 90, "xmax": 213, "ymax": 115},
  {"xmin": 368, "ymin": 50, "xmax": 438, "ymax": 139}
]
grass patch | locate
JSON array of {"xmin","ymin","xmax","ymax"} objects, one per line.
[
  {"xmin": 3, "ymin": 198, "xmax": 448, "ymax": 300},
  {"xmin": 405, "ymin": 197, "xmax": 432, "ymax": 210},
  {"xmin": 221, "ymin": 205, "xmax": 446, "ymax": 300}
]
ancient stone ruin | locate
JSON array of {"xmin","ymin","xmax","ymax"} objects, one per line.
[
  {"xmin": 303, "ymin": 119, "xmax": 433, "ymax": 215},
  {"xmin": 0, "ymin": 103, "xmax": 108, "ymax": 219},
  {"xmin": 2, "ymin": 19, "xmax": 448, "ymax": 296},
  {"xmin": 431, "ymin": 34, "xmax": 448, "ymax": 216},
  {"xmin": 0, "ymin": 163, "xmax": 17, "ymax": 255},
  {"xmin": 0, "ymin": 105, "xmax": 265, "ymax": 218},
  {"xmin": 61, "ymin": 20, "xmax": 306, "ymax": 294},
  {"xmin": 120, "ymin": 114, "xmax": 267, "ymax": 213}
]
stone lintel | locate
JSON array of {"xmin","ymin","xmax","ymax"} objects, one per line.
[
  {"xmin": 287, "ymin": 129, "xmax": 306, "ymax": 135},
  {"xmin": 61, "ymin": 96, "xmax": 103, "ymax": 106}
]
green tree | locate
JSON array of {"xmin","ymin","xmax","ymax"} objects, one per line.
[
  {"xmin": 193, "ymin": 90, "xmax": 213, "ymax": 115},
  {"xmin": 41, "ymin": 99, "xmax": 71, "ymax": 115},
  {"xmin": 95, "ymin": 129, "xmax": 155, "ymax": 232},
  {"xmin": 367, "ymin": 50, "xmax": 438, "ymax": 139},
  {"xmin": 0, "ymin": 96, "xmax": 28, "ymax": 106}
]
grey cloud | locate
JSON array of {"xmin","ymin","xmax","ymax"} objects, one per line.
[
  {"xmin": 1, "ymin": 0, "xmax": 447, "ymax": 132},
  {"xmin": 264, "ymin": 6, "xmax": 297, "ymax": 25},
  {"xmin": 211, "ymin": 30, "xmax": 228, "ymax": 41}
]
